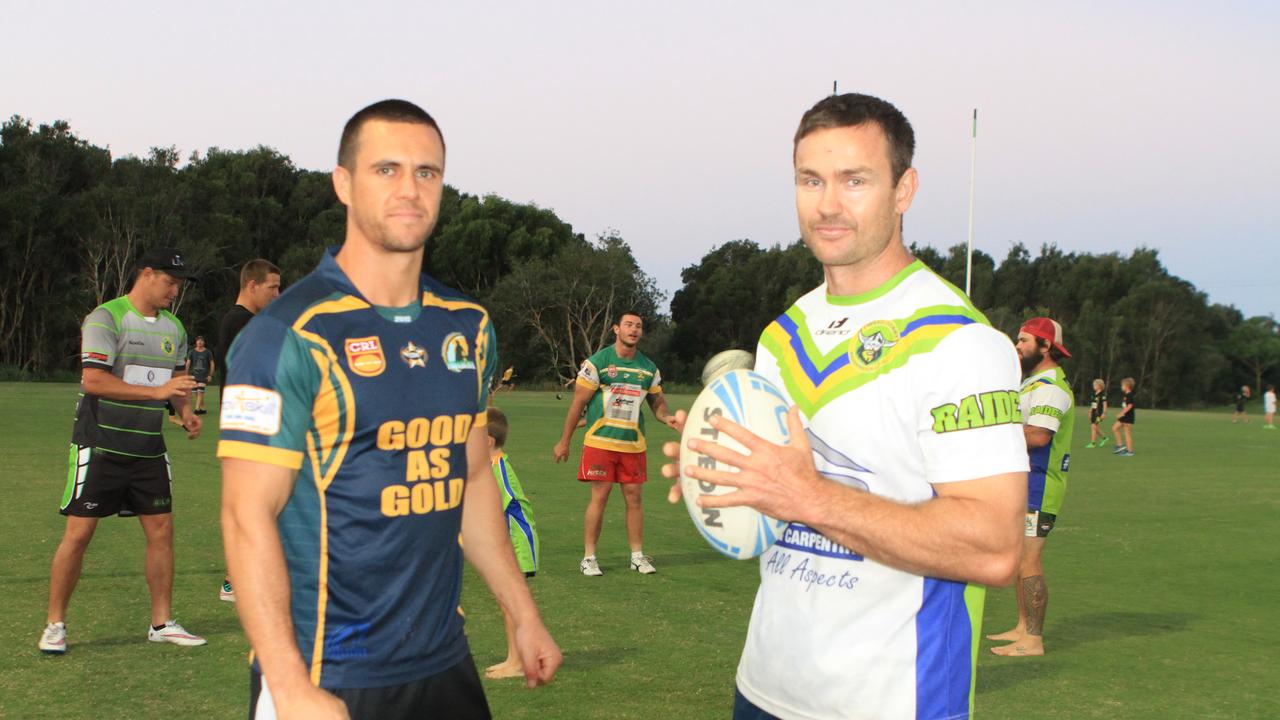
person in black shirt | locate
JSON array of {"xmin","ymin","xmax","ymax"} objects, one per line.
[
  {"xmin": 1111, "ymin": 377, "xmax": 1137, "ymax": 456},
  {"xmin": 1232, "ymin": 385, "xmax": 1251, "ymax": 424},
  {"xmin": 1085, "ymin": 378, "xmax": 1108, "ymax": 448},
  {"xmin": 214, "ymin": 258, "xmax": 280, "ymax": 603},
  {"xmin": 185, "ymin": 336, "xmax": 215, "ymax": 415}
]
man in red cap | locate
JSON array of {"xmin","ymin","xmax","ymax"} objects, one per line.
[{"xmin": 989, "ymin": 317, "xmax": 1075, "ymax": 656}]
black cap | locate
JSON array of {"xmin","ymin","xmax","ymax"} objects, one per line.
[{"xmin": 136, "ymin": 247, "xmax": 193, "ymax": 279}]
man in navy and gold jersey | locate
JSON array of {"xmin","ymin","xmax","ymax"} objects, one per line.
[
  {"xmin": 219, "ymin": 100, "xmax": 560, "ymax": 720},
  {"xmin": 40, "ymin": 248, "xmax": 207, "ymax": 654}
]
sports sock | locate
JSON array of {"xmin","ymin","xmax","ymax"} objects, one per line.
[{"xmin": 152, "ymin": 623, "xmax": 166, "ymax": 631}]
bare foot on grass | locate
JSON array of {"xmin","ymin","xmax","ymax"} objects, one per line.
[
  {"xmin": 985, "ymin": 628, "xmax": 1024, "ymax": 642},
  {"xmin": 485, "ymin": 660, "xmax": 525, "ymax": 679},
  {"xmin": 990, "ymin": 638, "xmax": 1044, "ymax": 657}
]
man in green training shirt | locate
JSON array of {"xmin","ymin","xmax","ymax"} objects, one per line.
[
  {"xmin": 40, "ymin": 247, "xmax": 207, "ymax": 654},
  {"xmin": 990, "ymin": 316, "xmax": 1075, "ymax": 657},
  {"xmin": 554, "ymin": 311, "xmax": 678, "ymax": 576}
]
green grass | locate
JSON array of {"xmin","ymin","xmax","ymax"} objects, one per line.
[{"xmin": 0, "ymin": 383, "xmax": 1276, "ymax": 718}]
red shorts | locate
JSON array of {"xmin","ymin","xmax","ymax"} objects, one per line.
[{"xmin": 578, "ymin": 446, "xmax": 647, "ymax": 484}]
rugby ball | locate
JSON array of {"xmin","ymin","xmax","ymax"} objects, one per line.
[
  {"xmin": 680, "ymin": 369, "xmax": 791, "ymax": 560},
  {"xmin": 701, "ymin": 348, "xmax": 755, "ymax": 386}
]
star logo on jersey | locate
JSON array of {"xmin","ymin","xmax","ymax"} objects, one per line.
[
  {"xmin": 400, "ymin": 341, "xmax": 427, "ymax": 368},
  {"xmin": 849, "ymin": 320, "xmax": 899, "ymax": 371},
  {"xmin": 161, "ymin": 337, "xmax": 175, "ymax": 355},
  {"xmin": 442, "ymin": 332, "xmax": 476, "ymax": 373},
  {"xmin": 345, "ymin": 336, "xmax": 386, "ymax": 377}
]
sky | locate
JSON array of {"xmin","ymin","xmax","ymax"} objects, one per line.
[{"xmin": 5, "ymin": 1, "xmax": 1277, "ymax": 319}]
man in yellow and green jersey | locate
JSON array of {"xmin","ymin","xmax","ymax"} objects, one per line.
[{"xmin": 554, "ymin": 311, "xmax": 678, "ymax": 576}]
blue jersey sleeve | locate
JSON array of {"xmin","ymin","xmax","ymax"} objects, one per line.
[{"xmin": 216, "ymin": 315, "xmax": 320, "ymax": 470}]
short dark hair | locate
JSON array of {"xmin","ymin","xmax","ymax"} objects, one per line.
[
  {"xmin": 794, "ymin": 93, "xmax": 915, "ymax": 184},
  {"xmin": 487, "ymin": 407, "xmax": 508, "ymax": 449},
  {"xmin": 615, "ymin": 310, "xmax": 643, "ymax": 326},
  {"xmin": 240, "ymin": 259, "xmax": 280, "ymax": 289},
  {"xmin": 195, "ymin": 335, "xmax": 205, "ymax": 343},
  {"xmin": 338, "ymin": 99, "xmax": 445, "ymax": 169},
  {"xmin": 1036, "ymin": 337, "xmax": 1067, "ymax": 364}
]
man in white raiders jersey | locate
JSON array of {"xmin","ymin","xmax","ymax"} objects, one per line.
[{"xmin": 664, "ymin": 93, "xmax": 1027, "ymax": 720}]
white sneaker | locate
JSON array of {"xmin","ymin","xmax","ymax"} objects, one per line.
[
  {"xmin": 147, "ymin": 620, "xmax": 207, "ymax": 646},
  {"xmin": 39, "ymin": 622, "xmax": 67, "ymax": 654},
  {"xmin": 580, "ymin": 556, "xmax": 603, "ymax": 576},
  {"xmin": 220, "ymin": 580, "xmax": 236, "ymax": 603},
  {"xmin": 630, "ymin": 554, "xmax": 657, "ymax": 575}
]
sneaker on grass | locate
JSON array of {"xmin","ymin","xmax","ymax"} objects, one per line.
[
  {"xmin": 580, "ymin": 556, "xmax": 603, "ymax": 577},
  {"xmin": 630, "ymin": 553, "xmax": 656, "ymax": 575},
  {"xmin": 39, "ymin": 622, "xmax": 67, "ymax": 654},
  {"xmin": 1120, "ymin": 450, "xmax": 1136, "ymax": 457},
  {"xmin": 1084, "ymin": 442, "xmax": 1096, "ymax": 448},
  {"xmin": 148, "ymin": 620, "xmax": 207, "ymax": 646},
  {"xmin": 1113, "ymin": 445, "xmax": 1127, "ymax": 454},
  {"xmin": 1098, "ymin": 437, "xmax": 1108, "ymax": 447},
  {"xmin": 220, "ymin": 580, "xmax": 236, "ymax": 603}
]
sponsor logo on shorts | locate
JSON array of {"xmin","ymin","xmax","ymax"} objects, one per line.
[
  {"xmin": 441, "ymin": 332, "xmax": 475, "ymax": 373},
  {"xmin": 400, "ymin": 341, "xmax": 427, "ymax": 368},
  {"xmin": 153, "ymin": 497, "xmax": 171, "ymax": 507},
  {"xmin": 345, "ymin": 336, "xmax": 386, "ymax": 377},
  {"xmin": 83, "ymin": 502, "xmax": 98, "ymax": 510},
  {"xmin": 586, "ymin": 464, "xmax": 608, "ymax": 478},
  {"xmin": 220, "ymin": 385, "xmax": 283, "ymax": 436}
]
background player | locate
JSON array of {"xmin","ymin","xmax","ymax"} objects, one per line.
[
  {"xmin": 1263, "ymin": 384, "xmax": 1276, "ymax": 429},
  {"xmin": 553, "ymin": 311, "xmax": 679, "ymax": 577},
  {"xmin": 1085, "ymin": 378, "xmax": 1108, "ymax": 448},
  {"xmin": 989, "ymin": 317, "xmax": 1075, "ymax": 657},
  {"xmin": 40, "ymin": 248, "xmax": 206, "ymax": 654},
  {"xmin": 663, "ymin": 93, "xmax": 1027, "ymax": 719},
  {"xmin": 484, "ymin": 407, "xmax": 540, "ymax": 680},
  {"xmin": 1233, "ymin": 385, "xmax": 1251, "ymax": 423},
  {"xmin": 219, "ymin": 100, "xmax": 559, "ymax": 720},
  {"xmin": 1112, "ymin": 378, "xmax": 1137, "ymax": 456},
  {"xmin": 185, "ymin": 335, "xmax": 215, "ymax": 415},
  {"xmin": 214, "ymin": 258, "xmax": 281, "ymax": 603}
]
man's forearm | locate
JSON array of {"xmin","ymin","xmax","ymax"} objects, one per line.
[
  {"xmin": 82, "ymin": 370, "xmax": 165, "ymax": 402},
  {"xmin": 558, "ymin": 399, "xmax": 588, "ymax": 444},
  {"xmin": 222, "ymin": 501, "xmax": 312, "ymax": 692},
  {"xmin": 799, "ymin": 473, "xmax": 1024, "ymax": 586}
]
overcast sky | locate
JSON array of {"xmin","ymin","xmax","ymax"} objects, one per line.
[{"xmin": 5, "ymin": 1, "xmax": 1276, "ymax": 319}]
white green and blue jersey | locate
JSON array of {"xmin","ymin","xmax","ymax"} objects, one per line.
[
  {"xmin": 216, "ymin": 248, "xmax": 496, "ymax": 689},
  {"xmin": 74, "ymin": 296, "xmax": 187, "ymax": 458},
  {"xmin": 1019, "ymin": 366, "xmax": 1073, "ymax": 515},
  {"xmin": 739, "ymin": 260, "xmax": 1029, "ymax": 720}
]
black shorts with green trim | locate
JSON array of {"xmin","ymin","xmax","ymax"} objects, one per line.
[{"xmin": 61, "ymin": 444, "xmax": 173, "ymax": 517}]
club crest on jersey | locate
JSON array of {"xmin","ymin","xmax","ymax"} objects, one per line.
[
  {"xmin": 850, "ymin": 320, "xmax": 899, "ymax": 371},
  {"xmin": 345, "ymin": 336, "xmax": 386, "ymax": 377},
  {"xmin": 606, "ymin": 365, "xmax": 618, "ymax": 378},
  {"xmin": 442, "ymin": 332, "xmax": 476, "ymax": 373},
  {"xmin": 400, "ymin": 341, "xmax": 427, "ymax": 368},
  {"xmin": 161, "ymin": 337, "xmax": 175, "ymax": 355}
]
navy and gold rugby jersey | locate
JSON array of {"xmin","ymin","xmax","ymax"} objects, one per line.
[{"xmin": 217, "ymin": 248, "xmax": 496, "ymax": 689}]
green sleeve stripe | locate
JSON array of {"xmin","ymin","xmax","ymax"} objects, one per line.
[
  {"xmin": 98, "ymin": 423, "xmax": 163, "ymax": 436},
  {"xmin": 85, "ymin": 323, "xmax": 115, "ymax": 333}
]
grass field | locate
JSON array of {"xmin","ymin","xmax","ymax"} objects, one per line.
[{"xmin": 0, "ymin": 382, "xmax": 1276, "ymax": 719}]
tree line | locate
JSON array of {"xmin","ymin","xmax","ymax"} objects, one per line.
[{"xmin": 2, "ymin": 116, "xmax": 1276, "ymax": 406}]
